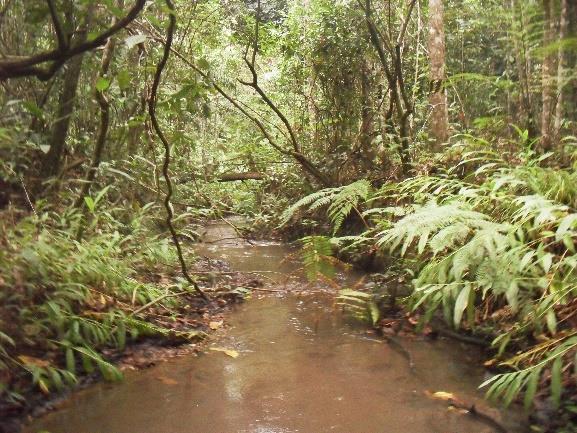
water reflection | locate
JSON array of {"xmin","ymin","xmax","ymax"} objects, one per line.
[{"xmin": 26, "ymin": 296, "xmax": 524, "ymax": 433}]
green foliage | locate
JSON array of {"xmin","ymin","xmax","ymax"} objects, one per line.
[
  {"xmin": 281, "ymin": 180, "xmax": 371, "ymax": 233},
  {"xmin": 285, "ymin": 140, "xmax": 577, "ymax": 411},
  {"xmin": 481, "ymin": 334, "xmax": 577, "ymax": 410},
  {"xmin": 0, "ymin": 201, "xmax": 202, "ymax": 397},
  {"xmin": 300, "ymin": 236, "xmax": 336, "ymax": 281},
  {"xmin": 372, "ymin": 156, "xmax": 577, "ymax": 408},
  {"xmin": 336, "ymin": 289, "xmax": 381, "ymax": 325}
]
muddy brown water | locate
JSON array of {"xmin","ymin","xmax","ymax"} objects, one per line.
[{"xmin": 25, "ymin": 221, "xmax": 526, "ymax": 433}]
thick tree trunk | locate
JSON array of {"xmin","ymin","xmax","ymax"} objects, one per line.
[
  {"xmin": 427, "ymin": 0, "xmax": 449, "ymax": 148},
  {"xmin": 40, "ymin": 8, "xmax": 91, "ymax": 178},
  {"xmin": 540, "ymin": 0, "xmax": 557, "ymax": 152},
  {"xmin": 39, "ymin": 54, "xmax": 86, "ymax": 178}
]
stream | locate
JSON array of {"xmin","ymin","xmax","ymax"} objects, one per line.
[{"xmin": 25, "ymin": 221, "xmax": 525, "ymax": 433}]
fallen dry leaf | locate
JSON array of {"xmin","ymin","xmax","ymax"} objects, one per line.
[
  {"xmin": 18, "ymin": 355, "xmax": 52, "ymax": 368},
  {"xmin": 209, "ymin": 321, "xmax": 223, "ymax": 330},
  {"xmin": 210, "ymin": 347, "xmax": 239, "ymax": 358},
  {"xmin": 156, "ymin": 376, "xmax": 178, "ymax": 385}
]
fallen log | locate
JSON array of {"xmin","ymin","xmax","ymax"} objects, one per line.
[{"xmin": 217, "ymin": 172, "xmax": 264, "ymax": 182}]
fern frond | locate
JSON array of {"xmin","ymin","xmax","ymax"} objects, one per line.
[
  {"xmin": 481, "ymin": 334, "xmax": 577, "ymax": 409},
  {"xmin": 281, "ymin": 180, "xmax": 371, "ymax": 233},
  {"xmin": 279, "ymin": 188, "xmax": 337, "ymax": 226},
  {"xmin": 327, "ymin": 180, "xmax": 371, "ymax": 233},
  {"xmin": 376, "ymin": 202, "xmax": 493, "ymax": 256},
  {"xmin": 300, "ymin": 236, "xmax": 335, "ymax": 281}
]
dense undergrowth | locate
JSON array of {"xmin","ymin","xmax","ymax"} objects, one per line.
[
  {"xmin": 285, "ymin": 133, "xmax": 577, "ymax": 431},
  {"xmin": 0, "ymin": 197, "xmax": 231, "ymax": 418}
]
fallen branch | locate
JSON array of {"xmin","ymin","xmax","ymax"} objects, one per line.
[
  {"xmin": 382, "ymin": 334, "xmax": 415, "ymax": 370},
  {"xmin": 445, "ymin": 397, "xmax": 508, "ymax": 433},
  {"xmin": 431, "ymin": 323, "xmax": 490, "ymax": 347},
  {"xmin": 217, "ymin": 172, "xmax": 264, "ymax": 182}
]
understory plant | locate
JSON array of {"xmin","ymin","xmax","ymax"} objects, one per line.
[
  {"xmin": 286, "ymin": 136, "xmax": 577, "ymax": 413},
  {"xmin": 0, "ymin": 198, "xmax": 203, "ymax": 404}
]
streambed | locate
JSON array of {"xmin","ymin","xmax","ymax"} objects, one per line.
[{"xmin": 25, "ymin": 221, "xmax": 525, "ymax": 433}]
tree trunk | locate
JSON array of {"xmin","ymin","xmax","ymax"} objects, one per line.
[
  {"xmin": 568, "ymin": 0, "xmax": 577, "ymax": 122},
  {"xmin": 74, "ymin": 9, "xmax": 118, "ymax": 208},
  {"xmin": 510, "ymin": 0, "xmax": 537, "ymax": 136},
  {"xmin": 554, "ymin": 0, "xmax": 569, "ymax": 140},
  {"xmin": 540, "ymin": 0, "xmax": 557, "ymax": 152},
  {"xmin": 40, "ymin": 9, "xmax": 91, "ymax": 179},
  {"xmin": 427, "ymin": 0, "xmax": 449, "ymax": 148},
  {"xmin": 359, "ymin": 61, "xmax": 374, "ymax": 163}
]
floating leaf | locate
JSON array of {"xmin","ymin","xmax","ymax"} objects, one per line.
[
  {"xmin": 431, "ymin": 391, "xmax": 455, "ymax": 401},
  {"xmin": 210, "ymin": 347, "xmax": 239, "ymax": 358},
  {"xmin": 156, "ymin": 376, "xmax": 178, "ymax": 385}
]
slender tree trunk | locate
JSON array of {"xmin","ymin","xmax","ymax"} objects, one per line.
[
  {"xmin": 554, "ymin": 0, "xmax": 569, "ymax": 140},
  {"xmin": 510, "ymin": 0, "xmax": 538, "ymax": 137},
  {"xmin": 427, "ymin": 0, "xmax": 449, "ymax": 148},
  {"xmin": 74, "ymin": 12, "xmax": 118, "ymax": 208},
  {"xmin": 359, "ymin": 61, "xmax": 373, "ymax": 156},
  {"xmin": 568, "ymin": 0, "xmax": 577, "ymax": 122},
  {"xmin": 540, "ymin": 0, "xmax": 557, "ymax": 152}
]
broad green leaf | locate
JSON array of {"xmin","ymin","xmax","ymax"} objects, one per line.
[
  {"xmin": 84, "ymin": 196, "xmax": 95, "ymax": 212},
  {"xmin": 117, "ymin": 70, "xmax": 131, "ymax": 91},
  {"xmin": 0, "ymin": 331, "xmax": 14, "ymax": 346},
  {"xmin": 65, "ymin": 347, "xmax": 75, "ymax": 374},
  {"xmin": 95, "ymin": 77, "xmax": 111, "ymax": 92},
  {"xmin": 524, "ymin": 368, "xmax": 541, "ymax": 410},
  {"xmin": 546, "ymin": 310, "xmax": 557, "ymax": 335},
  {"xmin": 369, "ymin": 301, "xmax": 380, "ymax": 325},
  {"xmin": 453, "ymin": 285, "xmax": 471, "ymax": 328},
  {"xmin": 541, "ymin": 253, "xmax": 554, "ymax": 273},
  {"xmin": 550, "ymin": 357, "xmax": 563, "ymax": 408}
]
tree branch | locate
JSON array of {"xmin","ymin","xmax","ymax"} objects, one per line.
[
  {"xmin": 397, "ymin": 0, "xmax": 417, "ymax": 46},
  {"xmin": 0, "ymin": 0, "xmax": 147, "ymax": 81},
  {"xmin": 74, "ymin": 6, "xmax": 119, "ymax": 209},
  {"xmin": 46, "ymin": 0, "xmax": 67, "ymax": 51}
]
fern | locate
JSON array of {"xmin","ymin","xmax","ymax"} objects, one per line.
[
  {"xmin": 481, "ymin": 333, "xmax": 577, "ymax": 409},
  {"xmin": 376, "ymin": 202, "xmax": 496, "ymax": 256},
  {"xmin": 281, "ymin": 180, "xmax": 371, "ymax": 233},
  {"xmin": 300, "ymin": 236, "xmax": 336, "ymax": 281},
  {"xmin": 336, "ymin": 289, "xmax": 381, "ymax": 325}
]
